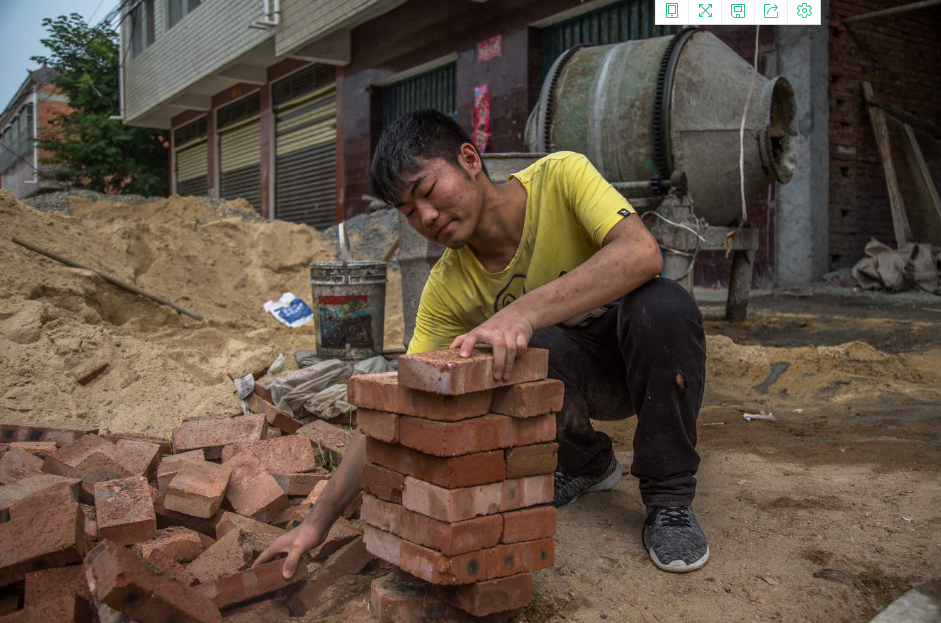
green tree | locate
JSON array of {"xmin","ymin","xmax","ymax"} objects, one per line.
[{"xmin": 31, "ymin": 13, "xmax": 167, "ymax": 196}]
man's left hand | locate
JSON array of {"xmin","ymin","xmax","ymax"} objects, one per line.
[{"xmin": 450, "ymin": 312, "xmax": 535, "ymax": 380}]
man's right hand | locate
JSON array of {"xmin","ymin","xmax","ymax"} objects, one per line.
[{"xmin": 253, "ymin": 519, "xmax": 326, "ymax": 579}]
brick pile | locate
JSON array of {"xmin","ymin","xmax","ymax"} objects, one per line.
[
  {"xmin": 0, "ymin": 396, "xmax": 369, "ymax": 622},
  {"xmin": 350, "ymin": 348, "xmax": 562, "ymax": 620}
]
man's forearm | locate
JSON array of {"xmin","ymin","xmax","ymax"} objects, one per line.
[{"xmin": 303, "ymin": 431, "xmax": 366, "ymax": 530}]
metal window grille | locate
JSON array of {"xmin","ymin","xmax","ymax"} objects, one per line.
[
  {"xmin": 168, "ymin": 0, "xmax": 201, "ymax": 29},
  {"xmin": 381, "ymin": 63, "xmax": 457, "ymax": 129},
  {"xmin": 217, "ymin": 91, "xmax": 262, "ymax": 129},
  {"xmin": 272, "ymin": 64, "xmax": 336, "ymax": 106},
  {"xmin": 173, "ymin": 116, "xmax": 207, "ymax": 146},
  {"xmin": 541, "ymin": 0, "xmax": 681, "ymax": 78}
]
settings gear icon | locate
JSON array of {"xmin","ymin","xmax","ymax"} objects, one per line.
[{"xmin": 797, "ymin": 3, "xmax": 813, "ymax": 18}]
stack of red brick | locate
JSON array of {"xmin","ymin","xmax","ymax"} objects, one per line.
[
  {"xmin": 351, "ymin": 348, "xmax": 562, "ymax": 620},
  {"xmin": 0, "ymin": 393, "xmax": 371, "ymax": 622}
]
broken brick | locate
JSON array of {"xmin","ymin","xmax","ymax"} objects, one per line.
[
  {"xmin": 83, "ymin": 540, "xmax": 223, "ymax": 623},
  {"xmin": 0, "ymin": 474, "xmax": 80, "ymax": 519},
  {"xmin": 362, "ymin": 494, "xmax": 502, "ymax": 556},
  {"xmin": 220, "ymin": 434, "xmax": 317, "ymax": 474},
  {"xmin": 356, "ymin": 409, "xmax": 399, "ymax": 443},
  {"xmin": 366, "ymin": 438, "xmax": 505, "ymax": 489},
  {"xmin": 505, "ymin": 442, "xmax": 558, "ymax": 478},
  {"xmin": 171, "ymin": 415, "xmax": 267, "ymax": 460},
  {"xmin": 215, "ymin": 512, "xmax": 284, "ymax": 556},
  {"xmin": 435, "ymin": 572, "xmax": 533, "ymax": 617},
  {"xmin": 152, "ymin": 487, "xmax": 222, "ymax": 537},
  {"xmin": 369, "ymin": 572, "xmax": 474, "ymax": 623},
  {"xmin": 253, "ymin": 381, "xmax": 273, "ymax": 403},
  {"xmin": 80, "ymin": 503, "xmax": 97, "ymax": 542},
  {"xmin": 196, "ymin": 557, "xmax": 307, "ymax": 610},
  {"xmin": 302, "ymin": 479, "xmax": 328, "ymax": 506},
  {"xmin": 502, "ymin": 505, "xmax": 557, "ymax": 543},
  {"xmin": 133, "ymin": 526, "xmax": 205, "ymax": 563},
  {"xmin": 94, "ymin": 476, "xmax": 156, "ymax": 546},
  {"xmin": 8, "ymin": 442, "xmax": 58, "ymax": 457},
  {"xmin": 247, "ymin": 394, "xmax": 303, "ymax": 434},
  {"xmin": 164, "ymin": 460, "xmax": 230, "ymax": 518},
  {"xmin": 274, "ymin": 470, "xmax": 329, "ymax": 496},
  {"xmin": 308, "ymin": 517, "xmax": 362, "ymax": 560},
  {"xmin": 0, "ymin": 486, "xmax": 85, "ymax": 587},
  {"xmin": 68, "ymin": 452, "xmax": 133, "ymax": 504},
  {"xmin": 155, "ymin": 450, "xmax": 206, "ymax": 492},
  {"xmin": 361, "ymin": 462, "xmax": 405, "ymax": 504},
  {"xmin": 145, "ymin": 548, "xmax": 199, "ymax": 586},
  {"xmin": 23, "ymin": 564, "xmax": 91, "ymax": 623},
  {"xmin": 0, "ymin": 423, "xmax": 97, "ymax": 446},
  {"xmin": 296, "ymin": 420, "xmax": 353, "ymax": 468},
  {"xmin": 397, "ymin": 412, "xmax": 556, "ymax": 457},
  {"xmin": 0, "ymin": 448, "xmax": 44, "ymax": 485},
  {"xmin": 348, "ymin": 372, "xmax": 493, "ymax": 421},
  {"xmin": 402, "ymin": 474, "xmax": 553, "ymax": 523},
  {"xmin": 185, "ymin": 529, "xmax": 253, "ymax": 585},
  {"xmin": 397, "ymin": 349, "xmax": 549, "ymax": 395},
  {"xmin": 99, "ymin": 431, "xmax": 171, "ymax": 456},
  {"xmin": 284, "ymin": 537, "xmax": 375, "ymax": 616},
  {"xmin": 490, "ymin": 379, "xmax": 564, "ymax": 417},
  {"xmin": 223, "ymin": 450, "xmax": 289, "ymax": 523},
  {"xmin": 41, "ymin": 435, "xmax": 114, "ymax": 477},
  {"xmin": 110, "ymin": 439, "xmax": 162, "ymax": 479}
]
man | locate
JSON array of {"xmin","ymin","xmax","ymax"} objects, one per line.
[{"xmin": 256, "ymin": 110, "xmax": 708, "ymax": 579}]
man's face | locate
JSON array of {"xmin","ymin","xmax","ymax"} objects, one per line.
[{"xmin": 393, "ymin": 151, "xmax": 484, "ymax": 249}]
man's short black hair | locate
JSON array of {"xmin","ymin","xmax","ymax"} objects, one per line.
[{"xmin": 370, "ymin": 109, "xmax": 489, "ymax": 206}]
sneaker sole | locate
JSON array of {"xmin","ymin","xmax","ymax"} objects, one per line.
[
  {"xmin": 561, "ymin": 459, "xmax": 623, "ymax": 506},
  {"xmin": 649, "ymin": 545, "xmax": 710, "ymax": 573}
]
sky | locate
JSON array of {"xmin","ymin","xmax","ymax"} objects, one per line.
[{"xmin": 0, "ymin": 0, "xmax": 114, "ymax": 108}]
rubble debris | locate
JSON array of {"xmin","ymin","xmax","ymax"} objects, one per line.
[
  {"xmin": 94, "ymin": 476, "xmax": 157, "ymax": 546},
  {"xmin": 186, "ymin": 529, "xmax": 253, "ymax": 584},
  {"xmin": 164, "ymin": 460, "xmax": 231, "ymax": 518}
]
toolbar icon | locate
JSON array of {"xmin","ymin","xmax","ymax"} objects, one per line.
[
  {"xmin": 699, "ymin": 3, "xmax": 713, "ymax": 17},
  {"xmin": 731, "ymin": 3, "xmax": 746, "ymax": 18},
  {"xmin": 764, "ymin": 3, "xmax": 779, "ymax": 17},
  {"xmin": 666, "ymin": 3, "xmax": 679, "ymax": 17},
  {"xmin": 796, "ymin": 2, "xmax": 813, "ymax": 18}
]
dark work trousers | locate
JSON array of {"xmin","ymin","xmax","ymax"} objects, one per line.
[{"xmin": 528, "ymin": 278, "xmax": 705, "ymax": 508}]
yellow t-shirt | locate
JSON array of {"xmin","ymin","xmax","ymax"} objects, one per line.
[{"xmin": 407, "ymin": 151, "xmax": 635, "ymax": 354}]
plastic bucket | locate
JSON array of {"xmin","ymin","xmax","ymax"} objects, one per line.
[{"xmin": 309, "ymin": 260, "xmax": 388, "ymax": 360}]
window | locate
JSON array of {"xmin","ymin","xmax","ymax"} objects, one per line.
[
  {"xmin": 130, "ymin": 0, "xmax": 157, "ymax": 58},
  {"xmin": 381, "ymin": 63, "xmax": 457, "ymax": 129},
  {"xmin": 167, "ymin": 0, "xmax": 201, "ymax": 29}
]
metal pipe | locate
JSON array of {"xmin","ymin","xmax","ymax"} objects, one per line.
[
  {"xmin": 842, "ymin": 0, "xmax": 941, "ymax": 24},
  {"xmin": 251, "ymin": 0, "xmax": 280, "ymax": 29}
]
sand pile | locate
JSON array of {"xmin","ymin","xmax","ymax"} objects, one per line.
[{"xmin": 0, "ymin": 190, "xmax": 403, "ymax": 437}]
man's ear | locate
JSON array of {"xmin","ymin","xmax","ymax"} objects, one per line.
[{"xmin": 459, "ymin": 143, "xmax": 482, "ymax": 177}]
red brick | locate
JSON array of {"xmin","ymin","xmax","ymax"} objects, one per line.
[
  {"xmin": 435, "ymin": 572, "xmax": 533, "ymax": 617},
  {"xmin": 345, "ymin": 601, "xmax": 373, "ymax": 623},
  {"xmin": 145, "ymin": 548, "xmax": 199, "ymax": 586},
  {"xmin": 223, "ymin": 450, "xmax": 289, "ymax": 523},
  {"xmin": 110, "ymin": 440, "xmax": 162, "ymax": 479},
  {"xmin": 41, "ymin": 435, "xmax": 113, "ymax": 476},
  {"xmin": 9, "ymin": 442, "xmax": 58, "ymax": 457},
  {"xmin": 253, "ymin": 381, "xmax": 273, "ymax": 403},
  {"xmin": 171, "ymin": 415, "xmax": 267, "ymax": 460},
  {"xmin": 215, "ymin": 512, "xmax": 284, "ymax": 556},
  {"xmin": 295, "ymin": 420, "xmax": 353, "ymax": 468},
  {"xmin": 133, "ymin": 526, "xmax": 205, "ymax": 563},
  {"xmin": 397, "ymin": 412, "xmax": 555, "ymax": 457},
  {"xmin": 152, "ymin": 487, "xmax": 222, "ymax": 537},
  {"xmin": 361, "ymin": 494, "xmax": 502, "ymax": 556},
  {"xmin": 83, "ymin": 540, "xmax": 223, "ymax": 623},
  {"xmin": 247, "ymin": 394, "xmax": 302, "ymax": 434},
  {"xmin": 81, "ymin": 503, "xmax": 97, "ymax": 542},
  {"xmin": 0, "ymin": 448, "xmax": 44, "ymax": 485},
  {"xmin": 99, "ymin": 432, "xmax": 171, "ymax": 456},
  {"xmin": 273, "ymin": 470, "xmax": 329, "ymax": 496},
  {"xmin": 0, "ymin": 423, "xmax": 97, "ymax": 446},
  {"xmin": 302, "ymin": 479, "xmax": 328, "ymax": 506},
  {"xmin": 308, "ymin": 517, "xmax": 361, "ymax": 560},
  {"xmin": 23, "ymin": 564, "xmax": 91, "ymax": 623},
  {"xmin": 220, "ymin": 434, "xmax": 317, "ymax": 474},
  {"xmin": 0, "ymin": 486, "xmax": 85, "ymax": 587},
  {"xmin": 0, "ymin": 474, "xmax": 80, "ymax": 518},
  {"xmin": 164, "ymin": 460, "xmax": 230, "ymax": 518},
  {"xmin": 186, "ymin": 529, "xmax": 253, "ymax": 584},
  {"xmin": 369, "ymin": 572, "xmax": 478, "ymax": 623},
  {"xmin": 502, "ymin": 505, "xmax": 557, "ymax": 543},
  {"xmin": 284, "ymin": 537, "xmax": 375, "ymax": 616},
  {"xmin": 356, "ymin": 409, "xmax": 399, "ymax": 443},
  {"xmin": 397, "ymin": 349, "xmax": 549, "ymax": 395},
  {"xmin": 505, "ymin": 443, "xmax": 558, "ymax": 478},
  {"xmin": 361, "ymin": 463, "xmax": 405, "ymax": 504},
  {"xmin": 402, "ymin": 474, "xmax": 553, "ymax": 523},
  {"xmin": 156, "ymin": 451, "xmax": 206, "ymax": 492},
  {"xmin": 272, "ymin": 501, "xmax": 311, "ymax": 528},
  {"xmin": 68, "ymin": 453, "xmax": 133, "ymax": 504},
  {"xmin": 196, "ymin": 558, "xmax": 307, "ymax": 610},
  {"xmin": 94, "ymin": 476, "xmax": 156, "ymax": 546},
  {"xmin": 348, "ymin": 372, "xmax": 493, "ymax": 421},
  {"xmin": 366, "ymin": 438, "xmax": 505, "ymax": 489},
  {"xmin": 490, "ymin": 379, "xmax": 564, "ymax": 417}
]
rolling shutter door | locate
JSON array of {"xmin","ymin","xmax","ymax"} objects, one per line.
[
  {"xmin": 218, "ymin": 92, "xmax": 262, "ymax": 211},
  {"xmin": 175, "ymin": 140, "xmax": 208, "ymax": 196},
  {"xmin": 274, "ymin": 65, "xmax": 337, "ymax": 228}
]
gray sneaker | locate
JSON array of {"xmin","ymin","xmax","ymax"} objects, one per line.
[
  {"xmin": 552, "ymin": 455, "xmax": 622, "ymax": 507},
  {"xmin": 643, "ymin": 505, "xmax": 710, "ymax": 572}
]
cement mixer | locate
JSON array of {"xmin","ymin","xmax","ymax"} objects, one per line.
[{"xmin": 399, "ymin": 27, "xmax": 799, "ymax": 347}]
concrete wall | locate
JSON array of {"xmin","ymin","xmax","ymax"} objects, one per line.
[{"xmin": 0, "ymin": 83, "xmax": 69, "ymax": 199}]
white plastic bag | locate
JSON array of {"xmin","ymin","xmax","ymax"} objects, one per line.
[{"xmin": 263, "ymin": 292, "xmax": 313, "ymax": 328}]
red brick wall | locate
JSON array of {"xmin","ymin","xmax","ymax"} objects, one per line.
[
  {"xmin": 36, "ymin": 82, "xmax": 71, "ymax": 166},
  {"xmin": 828, "ymin": 1, "xmax": 941, "ymax": 269}
]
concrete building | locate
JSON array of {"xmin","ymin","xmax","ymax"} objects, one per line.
[
  {"xmin": 0, "ymin": 66, "xmax": 71, "ymax": 199},
  {"xmin": 120, "ymin": 0, "xmax": 941, "ymax": 285}
]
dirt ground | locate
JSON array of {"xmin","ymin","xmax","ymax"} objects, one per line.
[{"xmin": 2, "ymin": 190, "xmax": 940, "ymax": 622}]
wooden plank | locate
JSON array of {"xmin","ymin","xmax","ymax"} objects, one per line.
[
  {"xmin": 862, "ymin": 81, "xmax": 912, "ymax": 249},
  {"xmin": 842, "ymin": 0, "xmax": 941, "ymax": 24},
  {"xmin": 869, "ymin": 98, "xmax": 941, "ymax": 143},
  {"xmin": 903, "ymin": 124, "xmax": 941, "ymax": 230}
]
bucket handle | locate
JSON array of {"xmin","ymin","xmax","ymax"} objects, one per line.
[{"xmin": 338, "ymin": 222, "xmax": 353, "ymax": 266}]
